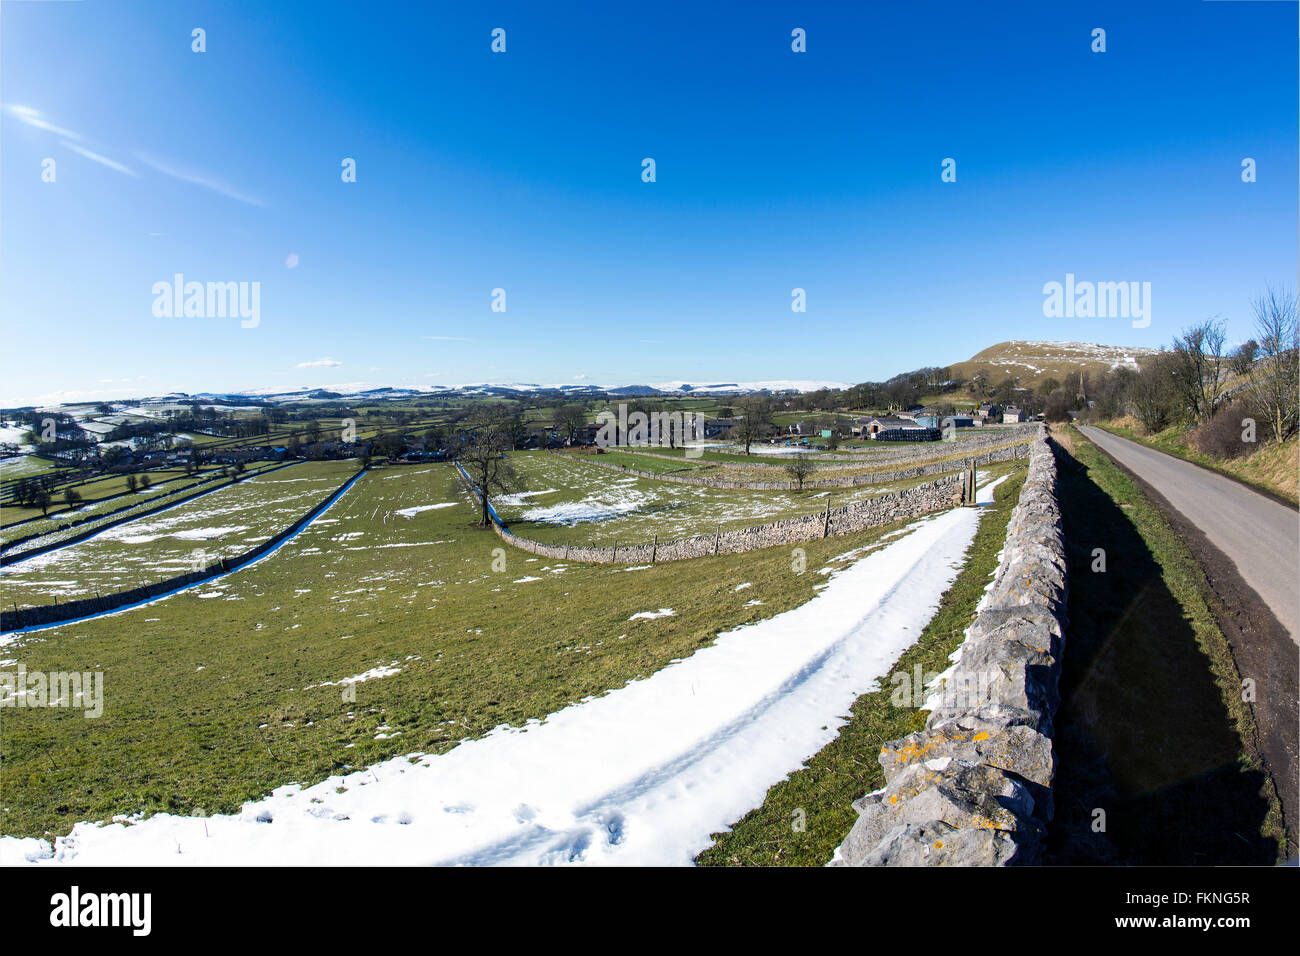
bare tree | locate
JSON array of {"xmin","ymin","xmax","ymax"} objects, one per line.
[
  {"xmin": 1129, "ymin": 351, "xmax": 1181, "ymax": 434},
  {"xmin": 554, "ymin": 404, "xmax": 587, "ymax": 445},
  {"xmin": 785, "ymin": 453, "xmax": 813, "ymax": 491},
  {"xmin": 1171, "ymin": 317, "xmax": 1228, "ymax": 423},
  {"xmin": 1229, "ymin": 339, "xmax": 1259, "ymax": 378},
  {"xmin": 1244, "ymin": 286, "xmax": 1299, "ymax": 443},
  {"xmin": 453, "ymin": 407, "xmax": 524, "ymax": 527},
  {"xmin": 731, "ymin": 395, "xmax": 773, "ymax": 455}
]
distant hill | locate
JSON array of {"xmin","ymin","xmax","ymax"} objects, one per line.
[{"xmin": 948, "ymin": 340, "xmax": 1161, "ymax": 389}]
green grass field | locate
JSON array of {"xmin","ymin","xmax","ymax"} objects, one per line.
[
  {"xmin": 1, "ymin": 467, "xmax": 222, "ymax": 528},
  {"xmin": 0, "ymin": 461, "xmax": 286, "ymax": 550},
  {"xmin": 595, "ymin": 435, "xmax": 1024, "ymax": 486},
  {"xmin": 0, "ymin": 459, "xmax": 966, "ymax": 842},
  {"xmin": 492, "ymin": 451, "xmax": 925, "ymax": 547},
  {"xmin": 0, "ymin": 456, "xmax": 62, "ymax": 482},
  {"xmin": 0, "ymin": 460, "xmax": 358, "ymax": 609}
]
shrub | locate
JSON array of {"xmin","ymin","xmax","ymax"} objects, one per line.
[{"xmin": 1190, "ymin": 404, "xmax": 1259, "ymax": 460}]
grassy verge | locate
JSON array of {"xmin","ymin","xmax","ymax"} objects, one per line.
[
  {"xmin": 695, "ymin": 469, "xmax": 1026, "ymax": 865},
  {"xmin": 1093, "ymin": 418, "xmax": 1298, "ymax": 507},
  {"xmin": 1047, "ymin": 426, "xmax": 1286, "ymax": 864}
]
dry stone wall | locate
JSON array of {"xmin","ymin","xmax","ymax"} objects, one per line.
[
  {"xmin": 0, "ymin": 461, "xmax": 301, "ymax": 561},
  {"xmin": 0, "ymin": 467, "xmax": 365, "ymax": 632},
  {"xmin": 457, "ymin": 467, "xmax": 968, "ymax": 565},
  {"xmin": 716, "ymin": 426, "xmax": 1038, "ymax": 467},
  {"xmin": 557, "ymin": 431, "xmax": 1036, "ymax": 491},
  {"xmin": 832, "ymin": 430, "xmax": 1067, "ymax": 866},
  {"xmin": 814, "ymin": 426, "xmax": 1036, "ymax": 463}
]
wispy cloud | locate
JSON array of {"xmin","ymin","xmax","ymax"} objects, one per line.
[
  {"xmin": 4, "ymin": 104, "xmax": 81, "ymax": 140},
  {"xmin": 6, "ymin": 105, "xmax": 135, "ymax": 175},
  {"xmin": 61, "ymin": 140, "xmax": 138, "ymax": 177},
  {"xmin": 136, "ymin": 152, "xmax": 267, "ymax": 207},
  {"xmin": 5, "ymin": 104, "xmax": 266, "ymax": 205},
  {"xmin": 296, "ymin": 358, "xmax": 342, "ymax": 369}
]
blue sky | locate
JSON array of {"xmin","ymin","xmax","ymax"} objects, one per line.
[{"xmin": 1, "ymin": 0, "xmax": 1296, "ymax": 405}]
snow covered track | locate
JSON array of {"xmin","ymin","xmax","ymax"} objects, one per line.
[
  {"xmin": 834, "ymin": 434, "xmax": 1065, "ymax": 866},
  {"xmin": 3, "ymin": 499, "xmax": 996, "ymax": 867}
]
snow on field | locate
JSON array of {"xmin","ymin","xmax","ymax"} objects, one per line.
[
  {"xmin": 1, "ymin": 500, "xmax": 988, "ymax": 867},
  {"xmin": 0, "ymin": 462, "xmax": 354, "ymax": 606},
  {"xmin": 0, "ymin": 424, "xmax": 32, "ymax": 444},
  {"xmin": 684, "ymin": 442, "xmax": 816, "ymax": 457},
  {"xmin": 305, "ymin": 663, "xmax": 404, "ymax": 689},
  {"xmin": 495, "ymin": 489, "xmax": 557, "ymax": 505},
  {"xmin": 628, "ymin": 608, "xmax": 675, "ymax": 621},
  {"xmin": 521, "ymin": 498, "xmax": 647, "ymax": 525},
  {"xmin": 394, "ymin": 503, "xmax": 456, "ymax": 518},
  {"xmin": 0, "ymin": 455, "xmax": 46, "ymax": 478},
  {"xmin": 496, "ymin": 453, "xmax": 890, "ymax": 542}
]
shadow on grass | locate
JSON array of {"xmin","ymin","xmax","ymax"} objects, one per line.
[{"xmin": 1046, "ymin": 441, "xmax": 1278, "ymax": 865}]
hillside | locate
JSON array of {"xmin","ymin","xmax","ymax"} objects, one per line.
[{"xmin": 949, "ymin": 341, "xmax": 1160, "ymax": 389}]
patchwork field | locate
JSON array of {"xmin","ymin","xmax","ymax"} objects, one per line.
[
  {"xmin": 0, "ymin": 466, "xmax": 208, "ymax": 527},
  {"xmin": 0, "ymin": 460, "xmax": 357, "ymax": 608},
  {"xmin": 0, "ymin": 456, "xmax": 60, "ymax": 481},
  {"xmin": 490, "ymin": 451, "xmax": 926, "ymax": 546},
  {"xmin": 0, "ymin": 463, "xmax": 291, "ymax": 548},
  {"xmin": 0, "ymin": 458, "xmax": 999, "ymax": 843}
]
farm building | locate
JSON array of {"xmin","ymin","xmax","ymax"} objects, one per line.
[{"xmin": 862, "ymin": 417, "xmax": 936, "ymax": 441}]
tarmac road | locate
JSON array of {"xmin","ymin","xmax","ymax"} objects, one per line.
[{"xmin": 1078, "ymin": 425, "xmax": 1298, "ymax": 642}]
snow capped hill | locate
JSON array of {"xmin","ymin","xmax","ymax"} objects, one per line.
[
  {"xmin": 188, "ymin": 379, "xmax": 852, "ymax": 403},
  {"xmin": 649, "ymin": 380, "xmax": 851, "ymax": 394},
  {"xmin": 950, "ymin": 340, "xmax": 1160, "ymax": 388}
]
